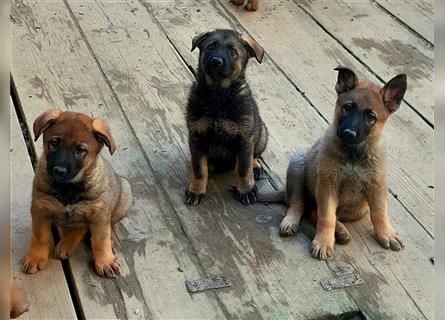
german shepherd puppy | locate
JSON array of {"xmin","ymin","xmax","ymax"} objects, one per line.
[
  {"xmin": 23, "ymin": 110, "xmax": 132, "ymax": 278},
  {"xmin": 185, "ymin": 29, "xmax": 268, "ymax": 206},
  {"xmin": 261, "ymin": 67, "xmax": 407, "ymax": 260},
  {"xmin": 230, "ymin": 0, "xmax": 260, "ymax": 11}
]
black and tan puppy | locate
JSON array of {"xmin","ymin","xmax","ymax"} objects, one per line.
[
  {"xmin": 185, "ymin": 29, "xmax": 268, "ymax": 206},
  {"xmin": 261, "ymin": 67, "xmax": 407, "ymax": 260},
  {"xmin": 23, "ymin": 110, "xmax": 132, "ymax": 278}
]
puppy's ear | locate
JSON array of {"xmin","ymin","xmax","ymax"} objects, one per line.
[
  {"xmin": 381, "ymin": 74, "xmax": 407, "ymax": 114},
  {"xmin": 334, "ymin": 66, "xmax": 358, "ymax": 94},
  {"xmin": 33, "ymin": 109, "xmax": 62, "ymax": 141},
  {"xmin": 92, "ymin": 118, "xmax": 116, "ymax": 155},
  {"xmin": 243, "ymin": 35, "xmax": 264, "ymax": 63},
  {"xmin": 191, "ymin": 31, "xmax": 211, "ymax": 52}
]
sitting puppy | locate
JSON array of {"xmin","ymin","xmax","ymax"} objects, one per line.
[
  {"xmin": 230, "ymin": 0, "xmax": 260, "ymax": 11},
  {"xmin": 185, "ymin": 29, "xmax": 268, "ymax": 206},
  {"xmin": 23, "ymin": 110, "xmax": 132, "ymax": 278},
  {"xmin": 261, "ymin": 67, "xmax": 407, "ymax": 260}
]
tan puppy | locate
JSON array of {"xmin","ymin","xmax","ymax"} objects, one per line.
[
  {"xmin": 262, "ymin": 67, "xmax": 407, "ymax": 260},
  {"xmin": 23, "ymin": 110, "xmax": 132, "ymax": 278}
]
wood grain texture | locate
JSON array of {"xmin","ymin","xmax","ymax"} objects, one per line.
[
  {"xmin": 11, "ymin": 1, "xmax": 225, "ymax": 319},
  {"xmin": 374, "ymin": 0, "xmax": 433, "ymax": 44},
  {"xmin": 218, "ymin": 0, "xmax": 434, "ymax": 236},
  {"xmin": 11, "ymin": 106, "xmax": 77, "ymax": 320},
  {"xmin": 298, "ymin": 0, "xmax": 433, "ymax": 123}
]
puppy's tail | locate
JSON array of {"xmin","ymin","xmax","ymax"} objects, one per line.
[{"xmin": 257, "ymin": 191, "xmax": 286, "ymax": 203}]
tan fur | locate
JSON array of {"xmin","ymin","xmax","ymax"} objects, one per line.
[
  {"xmin": 189, "ymin": 155, "xmax": 209, "ymax": 196},
  {"xmin": 279, "ymin": 69, "xmax": 406, "ymax": 259},
  {"xmin": 10, "ymin": 284, "xmax": 28, "ymax": 319},
  {"xmin": 23, "ymin": 110, "xmax": 132, "ymax": 278}
]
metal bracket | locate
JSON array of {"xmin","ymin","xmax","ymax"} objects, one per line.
[
  {"xmin": 320, "ymin": 273, "xmax": 363, "ymax": 291},
  {"xmin": 185, "ymin": 276, "xmax": 231, "ymax": 293}
]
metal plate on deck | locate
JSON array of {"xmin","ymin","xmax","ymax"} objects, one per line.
[
  {"xmin": 185, "ymin": 276, "xmax": 231, "ymax": 293},
  {"xmin": 320, "ymin": 273, "xmax": 363, "ymax": 291}
]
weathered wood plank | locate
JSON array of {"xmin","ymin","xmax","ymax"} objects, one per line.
[
  {"xmin": 373, "ymin": 0, "xmax": 433, "ymax": 44},
  {"xmin": 143, "ymin": 1, "xmax": 432, "ymax": 319},
  {"xmin": 11, "ymin": 105, "xmax": 77, "ymax": 320},
  {"xmin": 11, "ymin": 1, "xmax": 225, "ymax": 319},
  {"xmin": 298, "ymin": 0, "xmax": 433, "ymax": 124},
  {"xmin": 218, "ymin": 0, "xmax": 434, "ymax": 236},
  {"xmin": 63, "ymin": 1, "xmax": 363, "ymax": 318},
  {"xmin": 68, "ymin": 1, "xmax": 432, "ymax": 319}
]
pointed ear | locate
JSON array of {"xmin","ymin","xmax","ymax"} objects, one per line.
[
  {"xmin": 381, "ymin": 74, "xmax": 407, "ymax": 114},
  {"xmin": 334, "ymin": 66, "xmax": 358, "ymax": 94},
  {"xmin": 92, "ymin": 118, "xmax": 116, "ymax": 155},
  {"xmin": 243, "ymin": 35, "xmax": 264, "ymax": 63},
  {"xmin": 33, "ymin": 109, "xmax": 62, "ymax": 141},
  {"xmin": 191, "ymin": 31, "xmax": 211, "ymax": 52}
]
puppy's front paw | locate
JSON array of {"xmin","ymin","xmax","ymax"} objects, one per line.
[
  {"xmin": 185, "ymin": 190, "xmax": 205, "ymax": 206},
  {"xmin": 279, "ymin": 215, "xmax": 299, "ymax": 237},
  {"xmin": 311, "ymin": 236, "xmax": 335, "ymax": 260},
  {"xmin": 94, "ymin": 254, "xmax": 120, "ymax": 278},
  {"xmin": 374, "ymin": 227, "xmax": 404, "ymax": 251},
  {"xmin": 23, "ymin": 251, "xmax": 48, "ymax": 274},
  {"xmin": 231, "ymin": 184, "xmax": 258, "ymax": 205}
]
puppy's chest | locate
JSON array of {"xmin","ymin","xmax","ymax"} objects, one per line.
[
  {"xmin": 50, "ymin": 183, "xmax": 91, "ymax": 227},
  {"xmin": 337, "ymin": 163, "xmax": 373, "ymax": 199}
]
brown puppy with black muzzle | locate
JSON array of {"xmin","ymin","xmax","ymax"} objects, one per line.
[
  {"xmin": 230, "ymin": 0, "xmax": 260, "ymax": 11},
  {"xmin": 185, "ymin": 29, "xmax": 268, "ymax": 206},
  {"xmin": 260, "ymin": 67, "xmax": 407, "ymax": 260},
  {"xmin": 23, "ymin": 110, "xmax": 132, "ymax": 278}
]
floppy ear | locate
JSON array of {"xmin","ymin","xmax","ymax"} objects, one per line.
[
  {"xmin": 381, "ymin": 74, "xmax": 407, "ymax": 114},
  {"xmin": 191, "ymin": 31, "xmax": 211, "ymax": 52},
  {"xmin": 92, "ymin": 118, "xmax": 116, "ymax": 155},
  {"xmin": 243, "ymin": 35, "xmax": 264, "ymax": 63},
  {"xmin": 334, "ymin": 66, "xmax": 358, "ymax": 94},
  {"xmin": 33, "ymin": 109, "xmax": 62, "ymax": 141}
]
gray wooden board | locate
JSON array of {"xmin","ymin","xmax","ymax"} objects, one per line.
[
  {"xmin": 69, "ymin": 1, "xmax": 432, "ymax": 319},
  {"xmin": 298, "ymin": 0, "xmax": 433, "ymax": 124},
  {"xmin": 374, "ymin": 0, "xmax": 433, "ymax": 44},
  {"xmin": 11, "ymin": 1, "xmax": 226, "ymax": 319},
  {"xmin": 218, "ymin": 0, "xmax": 434, "ymax": 237},
  {"xmin": 10, "ymin": 105, "xmax": 77, "ymax": 320}
]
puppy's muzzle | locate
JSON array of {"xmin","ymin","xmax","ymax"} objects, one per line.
[
  {"xmin": 343, "ymin": 129, "xmax": 357, "ymax": 139},
  {"xmin": 211, "ymin": 57, "xmax": 224, "ymax": 67},
  {"xmin": 53, "ymin": 166, "xmax": 68, "ymax": 178}
]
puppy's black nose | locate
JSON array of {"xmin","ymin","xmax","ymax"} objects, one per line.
[
  {"xmin": 53, "ymin": 166, "xmax": 67, "ymax": 177},
  {"xmin": 211, "ymin": 57, "xmax": 224, "ymax": 66},
  {"xmin": 343, "ymin": 129, "xmax": 357, "ymax": 139}
]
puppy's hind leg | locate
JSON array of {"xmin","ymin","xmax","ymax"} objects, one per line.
[
  {"xmin": 335, "ymin": 221, "xmax": 352, "ymax": 245},
  {"xmin": 111, "ymin": 177, "xmax": 133, "ymax": 226},
  {"xmin": 279, "ymin": 150, "xmax": 307, "ymax": 237},
  {"xmin": 246, "ymin": 0, "xmax": 259, "ymax": 11}
]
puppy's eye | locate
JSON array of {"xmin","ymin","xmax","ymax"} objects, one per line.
[
  {"xmin": 342, "ymin": 103, "xmax": 354, "ymax": 113},
  {"xmin": 49, "ymin": 137, "xmax": 60, "ymax": 148},
  {"xmin": 207, "ymin": 43, "xmax": 216, "ymax": 52},
  {"xmin": 76, "ymin": 145, "xmax": 87, "ymax": 156},
  {"xmin": 366, "ymin": 111, "xmax": 377, "ymax": 124},
  {"xmin": 228, "ymin": 48, "xmax": 237, "ymax": 57}
]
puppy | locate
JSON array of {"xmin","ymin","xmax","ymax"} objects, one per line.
[
  {"xmin": 230, "ymin": 0, "xmax": 260, "ymax": 11},
  {"xmin": 23, "ymin": 110, "xmax": 132, "ymax": 278},
  {"xmin": 10, "ymin": 284, "xmax": 28, "ymax": 319},
  {"xmin": 261, "ymin": 67, "xmax": 407, "ymax": 260},
  {"xmin": 185, "ymin": 29, "xmax": 268, "ymax": 206}
]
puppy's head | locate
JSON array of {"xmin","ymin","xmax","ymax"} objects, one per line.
[
  {"xmin": 191, "ymin": 29, "xmax": 264, "ymax": 87},
  {"xmin": 33, "ymin": 109, "xmax": 116, "ymax": 183},
  {"xmin": 333, "ymin": 66, "xmax": 407, "ymax": 145}
]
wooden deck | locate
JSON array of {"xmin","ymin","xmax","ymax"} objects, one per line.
[{"xmin": 10, "ymin": 0, "xmax": 433, "ymax": 319}]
